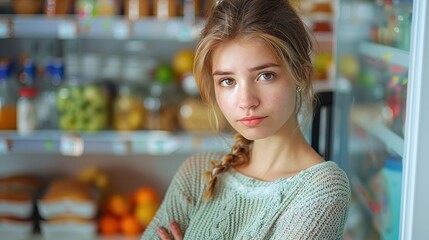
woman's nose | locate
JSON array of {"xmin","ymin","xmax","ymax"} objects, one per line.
[{"xmin": 238, "ymin": 85, "xmax": 259, "ymax": 110}]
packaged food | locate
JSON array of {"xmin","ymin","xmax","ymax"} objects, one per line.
[
  {"xmin": 12, "ymin": 0, "xmax": 43, "ymax": 14},
  {"xmin": 153, "ymin": 0, "xmax": 179, "ymax": 20},
  {"xmin": 113, "ymin": 83, "xmax": 146, "ymax": 131},
  {"xmin": 45, "ymin": 0, "xmax": 74, "ymax": 16},
  {"xmin": 17, "ymin": 87, "xmax": 38, "ymax": 134},
  {"xmin": 0, "ymin": 63, "xmax": 17, "ymax": 130},
  {"xmin": 125, "ymin": 0, "xmax": 152, "ymax": 20},
  {"xmin": 0, "ymin": 175, "xmax": 41, "ymax": 218},
  {"xmin": 38, "ymin": 178, "xmax": 98, "ymax": 219},
  {"xmin": 40, "ymin": 218, "xmax": 96, "ymax": 240},
  {"xmin": 95, "ymin": 0, "xmax": 119, "ymax": 16},
  {"xmin": 56, "ymin": 80, "xmax": 108, "ymax": 132},
  {"xmin": 144, "ymin": 82, "xmax": 184, "ymax": 131},
  {"xmin": 178, "ymin": 75, "xmax": 228, "ymax": 132}
]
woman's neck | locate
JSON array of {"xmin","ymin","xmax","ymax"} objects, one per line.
[{"xmin": 236, "ymin": 117, "xmax": 323, "ymax": 181}]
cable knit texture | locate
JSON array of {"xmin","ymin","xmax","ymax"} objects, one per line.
[{"xmin": 141, "ymin": 152, "xmax": 351, "ymax": 240}]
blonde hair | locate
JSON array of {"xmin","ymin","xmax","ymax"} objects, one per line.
[{"xmin": 194, "ymin": 0, "xmax": 314, "ymax": 200}]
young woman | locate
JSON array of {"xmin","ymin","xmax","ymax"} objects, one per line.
[{"xmin": 141, "ymin": 0, "xmax": 350, "ymax": 239}]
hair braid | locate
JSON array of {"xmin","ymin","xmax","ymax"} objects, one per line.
[{"xmin": 204, "ymin": 133, "xmax": 253, "ymax": 200}]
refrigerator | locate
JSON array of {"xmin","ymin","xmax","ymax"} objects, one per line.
[{"xmin": 332, "ymin": 0, "xmax": 429, "ymax": 239}]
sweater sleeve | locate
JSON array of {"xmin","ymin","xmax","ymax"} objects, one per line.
[
  {"xmin": 272, "ymin": 165, "xmax": 351, "ymax": 240},
  {"xmin": 140, "ymin": 153, "xmax": 216, "ymax": 240}
]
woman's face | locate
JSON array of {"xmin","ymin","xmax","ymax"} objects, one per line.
[{"xmin": 211, "ymin": 38, "xmax": 297, "ymax": 140}]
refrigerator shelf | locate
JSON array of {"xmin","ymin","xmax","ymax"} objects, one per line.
[
  {"xmin": 358, "ymin": 41, "xmax": 409, "ymax": 68},
  {"xmin": 351, "ymin": 105, "xmax": 404, "ymax": 157},
  {"xmin": 0, "ymin": 130, "xmax": 232, "ymax": 156},
  {"xmin": 0, "ymin": 15, "xmax": 202, "ymax": 41}
]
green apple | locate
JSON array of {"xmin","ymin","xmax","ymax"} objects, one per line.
[{"xmin": 155, "ymin": 64, "xmax": 174, "ymax": 84}]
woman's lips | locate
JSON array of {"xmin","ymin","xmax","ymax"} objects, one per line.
[{"xmin": 239, "ymin": 116, "xmax": 267, "ymax": 127}]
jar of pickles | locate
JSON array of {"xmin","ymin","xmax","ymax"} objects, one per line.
[
  {"xmin": 56, "ymin": 79, "xmax": 108, "ymax": 132},
  {"xmin": 0, "ymin": 63, "xmax": 17, "ymax": 130},
  {"xmin": 113, "ymin": 83, "xmax": 146, "ymax": 131}
]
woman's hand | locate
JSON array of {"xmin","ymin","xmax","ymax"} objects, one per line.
[{"xmin": 157, "ymin": 221, "xmax": 184, "ymax": 240}]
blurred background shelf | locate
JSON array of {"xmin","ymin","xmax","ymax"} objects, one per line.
[
  {"xmin": 351, "ymin": 105, "xmax": 404, "ymax": 157},
  {"xmin": 0, "ymin": 130, "xmax": 232, "ymax": 156},
  {"xmin": 358, "ymin": 41, "xmax": 409, "ymax": 67},
  {"xmin": 0, "ymin": 15, "xmax": 202, "ymax": 41}
]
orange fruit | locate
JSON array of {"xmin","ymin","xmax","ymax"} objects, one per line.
[
  {"xmin": 133, "ymin": 186, "xmax": 160, "ymax": 205},
  {"xmin": 99, "ymin": 214, "xmax": 120, "ymax": 235},
  {"xmin": 172, "ymin": 49, "xmax": 194, "ymax": 80},
  {"xmin": 134, "ymin": 202, "xmax": 159, "ymax": 228},
  {"xmin": 120, "ymin": 214, "xmax": 143, "ymax": 236},
  {"xmin": 107, "ymin": 194, "xmax": 131, "ymax": 217}
]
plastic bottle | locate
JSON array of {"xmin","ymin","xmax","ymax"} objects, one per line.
[
  {"xmin": 0, "ymin": 63, "xmax": 17, "ymax": 130},
  {"xmin": 380, "ymin": 156, "xmax": 402, "ymax": 240},
  {"xmin": 392, "ymin": 0, "xmax": 413, "ymax": 50},
  {"xmin": 19, "ymin": 58, "xmax": 37, "ymax": 87},
  {"xmin": 17, "ymin": 87, "xmax": 38, "ymax": 134},
  {"xmin": 37, "ymin": 59, "xmax": 64, "ymax": 129}
]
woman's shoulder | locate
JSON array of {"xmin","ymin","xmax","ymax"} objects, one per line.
[
  {"xmin": 294, "ymin": 161, "xmax": 350, "ymax": 197},
  {"xmin": 176, "ymin": 152, "xmax": 227, "ymax": 180}
]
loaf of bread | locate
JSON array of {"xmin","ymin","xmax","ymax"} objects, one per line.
[{"xmin": 42, "ymin": 178, "xmax": 94, "ymax": 203}]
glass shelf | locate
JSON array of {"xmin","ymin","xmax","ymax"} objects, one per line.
[
  {"xmin": 358, "ymin": 41, "xmax": 409, "ymax": 68},
  {"xmin": 0, "ymin": 15, "xmax": 202, "ymax": 41},
  {"xmin": 351, "ymin": 105, "xmax": 404, "ymax": 157},
  {"xmin": 0, "ymin": 130, "xmax": 232, "ymax": 156}
]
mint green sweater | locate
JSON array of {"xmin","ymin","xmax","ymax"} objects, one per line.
[{"xmin": 141, "ymin": 152, "xmax": 350, "ymax": 239}]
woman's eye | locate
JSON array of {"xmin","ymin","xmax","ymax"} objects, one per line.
[
  {"xmin": 258, "ymin": 72, "xmax": 274, "ymax": 81},
  {"xmin": 220, "ymin": 79, "xmax": 234, "ymax": 86}
]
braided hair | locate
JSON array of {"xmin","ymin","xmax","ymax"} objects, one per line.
[{"xmin": 204, "ymin": 133, "xmax": 252, "ymax": 200}]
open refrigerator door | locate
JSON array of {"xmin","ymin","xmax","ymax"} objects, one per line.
[{"xmin": 333, "ymin": 0, "xmax": 429, "ymax": 239}]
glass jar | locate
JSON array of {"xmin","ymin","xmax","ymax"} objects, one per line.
[
  {"xmin": 0, "ymin": 63, "xmax": 17, "ymax": 130},
  {"xmin": 17, "ymin": 87, "xmax": 38, "ymax": 134},
  {"xmin": 95, "ymin": 0, "xmax": 119, "ymax": 16},
  {"xmin": 113, "ymin": 83, "xmax": 146, "ymax": 131},
  {"xmin": 153, "ymin": 0, "xmax": 179, "ymax": 20},
  {"xmin": 12, "ymin": 0, "xmax": 43, "ymax": 14},
  {"xmin": 56, "ymin": 80, "xmax": 108, "ymax": 132},
  {"xmin": 144, "ymin": 82, "xmax": 183, "ymax": 131},
  {"xmin": 75, "ymin": 0, "xmax": 95, "ymax": 18},
  {"xmin": 125, "ymin": 0, "xmax": 151, "ymax": 20},
  {"xmin": 45, "ymin": 0, "xmax": 74, "ymax": 16}
]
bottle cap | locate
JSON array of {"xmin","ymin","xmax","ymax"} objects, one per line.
[{"xmin": 19, "ymin": 87, "xmax": 38, "ymax": 98}]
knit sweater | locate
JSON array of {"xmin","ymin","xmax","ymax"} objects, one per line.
[{"xmin": 141, "ymin": 152, "xmax": 351, "ymax": 240}]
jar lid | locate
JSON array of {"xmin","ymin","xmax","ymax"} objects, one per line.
[{"xmin": 19, "ymin": 87, "xmax": 38, "ymax": 98}]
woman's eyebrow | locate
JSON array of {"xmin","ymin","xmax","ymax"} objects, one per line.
[
  {"xmin": 248, "ymin": 63, "xmax": 280, "ymax": 72},
  {"xmin": 212, "ymin": 70, "xmax": 233, "ymax": 76},
  {"xmin": 212, "ymin": 63, "xmax": 280, "ymax": 76}
]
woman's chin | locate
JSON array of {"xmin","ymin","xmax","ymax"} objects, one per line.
[{"xmin": 235, "ymin": 128, "xmax": 271, "ymax": 141}]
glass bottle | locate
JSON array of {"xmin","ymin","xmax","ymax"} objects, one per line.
[
  {"xmin": 0, "ymin": 63, "xmax": 17, "ymax": 130},
  {"xmin": 17, "ymin": 87, "xmax": 38, "ymax": 134}
]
